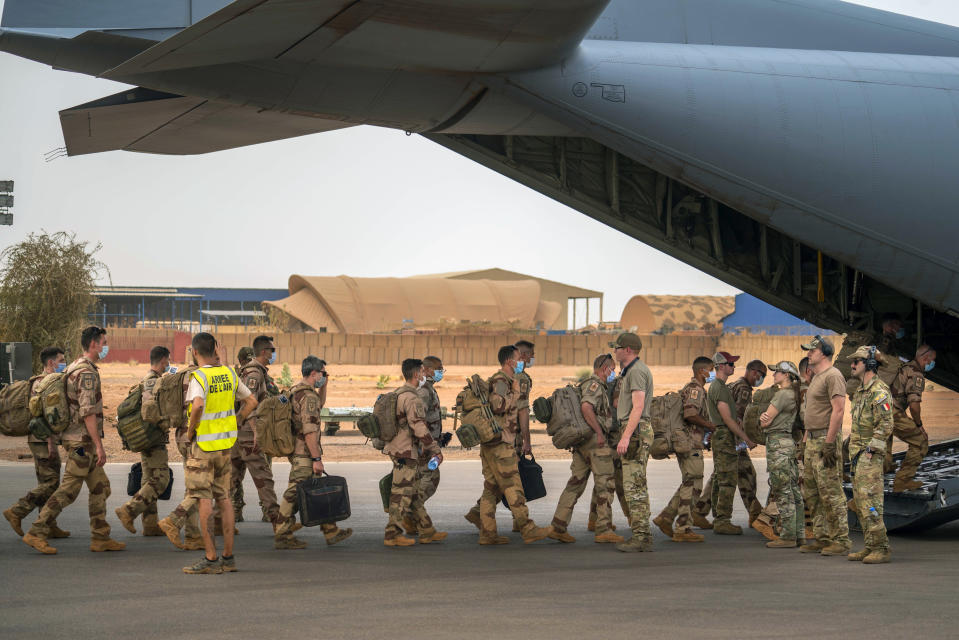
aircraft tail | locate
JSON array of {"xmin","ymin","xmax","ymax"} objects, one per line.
[{"xmin": 0, "ymin": 0, "xmax": 228, "ymax": 31}]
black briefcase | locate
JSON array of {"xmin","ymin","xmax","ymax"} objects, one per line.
[
  {"xmin": 297, "ymin": 473, "xmax": 351, "ymax": 526},
  {"xmin": 502, "ymin": 454, "xmax": 547, "ymax": 507},
  {"xmin": 127, "ymin": 462, "xmax": 174, "ymax": 500}
]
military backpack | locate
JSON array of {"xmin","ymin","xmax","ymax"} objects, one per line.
[
  {"xmin": 115, "ymin": 383, "xmax": 167, "ymax": 452},
  {"xmin": 0, "ymin": 376, "xmax": 41, "ymax": 437},
  {"xmin": 742, "ymin": 386, "xmax": 777, "ymax": 446},
  {"xmin": 358, "ymin": 388, "xmax": 417, "ymax": 443},
  {"xmin": 453, "ymin": 375, "xmax": 502, "ymax": 448},
  {"xmin": 141, "ymin": 366, "xmax": 197, "ymax": 431},
  {"xmin": 535, "ymin": 385, "xmax": 593, "ymax": 450},
  {"xmin": 649, "ymin": 392, "xmax": 692, "ymax": 459},
  {"xmin": 254, "ymin": 392, "xmax": 295, "ymax": 457},
  {"xmin": 27, "ymin": 363, "xmax": 82, "ymax": 439}
]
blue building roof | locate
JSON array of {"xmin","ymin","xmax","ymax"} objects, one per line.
[
  {"xmin": 722, "ymin": 293, "xmax": 832, "ymax": 336},
  {"xmin": 175, "ymin": 287, "xmax": 288, "ymax": 302}
]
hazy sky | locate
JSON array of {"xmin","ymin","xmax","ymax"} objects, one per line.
[{"xmin": 1, "ymin": 0, "xmax": 957, "ymax": 325}]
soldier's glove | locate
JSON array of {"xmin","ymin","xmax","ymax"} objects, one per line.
[{"xmin": 822, "ymin": 444, "xmax": 839, "ymax": 468}]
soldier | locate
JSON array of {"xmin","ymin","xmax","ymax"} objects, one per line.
[
  {"xmin": 402, "ymin": 355, "xmax": 444, "ymax": 535},
  {"xmin": 587, "ymin": 373, "xmax": 630, "ymax": 530},
  {"xmin": 846, "ymin": 346, "xmax": 893, "ymax": 564},
  {"xmin": 876, "ymin": 313, "xmax": 905, "ymax": 356},
  {"xmin": 696, "ymin": 360, "xmax": 766, "ymax": 527},
  {"xmin": 758, "ymin": 362, "xmax": 805, "ymax": 548},
  {"xmin": 3, "ymin": 346, "xmax": 70, "ymax": 539},
  {"xmin": 115, "ymin": 346, "xmax": 173, "ymax": 537},
  {"xmin": 22, "ymin": 326, "xmax": 125, "ymax": 554},
  {"xmin": 179, "ymin": 333, "xmax": 257, "ymax": 574},
  {"xmin": 798, "ymin": 335, "xmax": 851, "ymax": 556},
  {"xmin": 547, "ymin": 354, "xmax": 624, "ymax": 544},
  {"xmin": 464, "ymin": 346, "xmax": 551, "ymax": 545},
  {"xmin": 886, "ymin": 345, "xmax": 937, "ymax": 491},
  {"xmin": 274, "ymin": 356, "xmax": 351, "ymax": 549},
  {"xmin": 230, "ymin": 335, "xmax": 281, "ymax": 526},
  {"xmin": 514, "ymin": 340, "xmax": 535, "ymax": 457},
  {"xmin": 383, "ymin": 359, "xmax": 447, "ymax": 547},
  {"xmin": 653, "ymin": 356, "xmax": 715, "ymax": 543},
  {"xmin": 611, "ymin": 332, "xmax": 656, "ymax": 553},
  {"xmin": 231, "ymin": 345, "xmax": 255, "ymax": 522},
  {"xmin": 236, "ymin": 346, "xmax": 254, "ymax": 370},
  {"xmin": 703, "ymin": 351, "xmax": 757, "ymax": 536}
]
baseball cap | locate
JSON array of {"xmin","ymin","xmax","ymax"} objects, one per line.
[
  {"xmin": 847, "ymin": 345, "xmax": 884, "ymax": 364},
  {"xmin": 801, "ymin": 335, "xmax": 834, "ymax": 355},
  {"xmin": 237, "ymin": 346, "xmax": 255, "ymax": 361},
  {"xmin": 712, "ymin": 351, "xmax": 740, "ymax": 365},
  {"xmin": 766, "ymin": 360, "xmax": 800, "ymax": 377},
  {"xmin": 609, "ymin": 332, "xmax": 643, "ymax": 352}
]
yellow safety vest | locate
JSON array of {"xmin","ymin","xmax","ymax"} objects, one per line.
[{"xmin": 192, "ymin": 366, "xmax": 239, "ymax": 452}]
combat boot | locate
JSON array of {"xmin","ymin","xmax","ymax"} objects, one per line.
[
  {"xmin": 512, "ymin": 521, "xmax": 522, "ymax": 533},
  {"xmin": 863, "ymin": 549, "xmax": 891, "ymax": 564},
  {"xmin": 48, "ymin": 524, "xmax": 71, "ymax": 539},
  {"xmin": 90, "ymin": 538, "xmax": 126, "ymax": 552},
  {"xmin": 893, "ymin": 479, "xmax": 923, "ymax": 492},
  {"xmin": 691, "ymin": 513, "xmax": 713, "ymax": 530},
  {"xmin": 587, "ymin": 514, "xmax": 596, "ymax": 532},
  {"xmin": 3, "ymin": 508, "xmax": 23, "ymax": 536},
  {"xmin": 847, "ymin": 547, "xmax": 870, "ymax": 561},
  {"xmin": 799, "ymin": 539, "xmax": 827, "ymax": 553},
  {"xmin": 384, "ymin": 535, "xmax": 416, "ymax": 547},
  {"xmin": 464, "ymin": 510, "xmax": 482, "ymax": 531},
  {"xmin": 183, "ymin": 536, "xmax": 205, "ymax": 551},
  {"xmin": 290, "ymin": 522, "xmax": 304, "ymax": 534},
  {"xmin": 22, "ymin": 533, "xmax": 57, "ymax": 555},
  {"xmin": 522, "ymin": 525, "xmax": 551, "ymax": 544},
  {"xmin": 261, "ymin": 510, "xmax": 272, "ymax": 523},
  {"xmin": 616, "ymin": 536, "xmax": 654, "ymax": 553},
  {"xmin": 652, "ymin": 514, "xmax": 674, "ymax": 538},
  {"xmin": 115, "ymin": 506, "xmax": 136, "ymax": 534},
  {"xmin": 274, "ymin": 535, "xmax": 307, "ymax": 550},
  {"xmin": 672, "ymin": 530, "xmax": 705, "ymax": 543},
  {"xmin": 401, "ymin": 516, "xmax": 418, "ymax": 536},
  {"xmin": 478, "ymin": 534, "xmax": 510, "ymax": 545},
  {"xmin": 713, "ymin": 521, "xmax": 743, "ymax": 535},
  {"xmin": 419, "ymin": 531, "xmax": 448, "ymax": 544},
  {"xmin": 158, "ymin": 517, "xmax": 185, "ymax": 550},
  {"xmin": 325, "ymin": 527, "xmax": 353, "ymax": 546},
  {"xmin": 595, "ymin": 532, "xmax": 625, "ymax": 544},
  {"xmin": 142, "ymin": 524, "xmax": 164, "ymax": 537},
  {"xmin": 766, "ymin": 539, "xmax": 798, "ymax": 549},
  {"xmin": 820, "ymin": 541, "xmax": 852, "ymax": 556},
  {"xmin": 548, "ymin": 527, "xmax": 576, "ymax": 543},
  {"xmin": 751, "ymin": 519, "xmax": 778, "ymax": 541}
]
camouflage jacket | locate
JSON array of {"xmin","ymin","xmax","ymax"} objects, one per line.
[
  {"xmin": 728, "ymin": 377, "xmax": 754, "ymax": 422},
  {"xmin": 416, "ymin": 379, "xmax": 442, "ymax": 440},
  {"xmin": 890, "ymin": 360, "xmax": 925, "ymax": 413},
  {"xmin": 290, "ymin": 382, "xmax": 322, "ymax": 457},
  {"xmin": 515, "ymin": 370, "xmax": 532, "ymax": 413},
  {"xmin": 61, "ymin": 356, "xmax": 103, "ymax": 444},
  {"xmin": 237, "ymin": 360, "xmax": 278, "ymax": 439},
  {"xmin": 680, "ymin": 378, "xmax": 708, "ymax": 449},
  {"xmin": 578, "ymin": 374, "xmax": 612, "ymax": 434},
  {"xmin": 142, "ymin": 369, "xmax": 169, "ymax": 444},
  {"xmin": 488, "ymin": 370, "xmax": 520, "ymax": 446},
  {"xmin": 384, "ymin": 384, "xmax": 439, "ymax": 461},
  {"xmin": 849, "ymin": 374, "xmax": 894, "ymax": 457}
]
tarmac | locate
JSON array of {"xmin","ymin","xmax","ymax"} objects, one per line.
[{"xmin": 1, "ymin": 458, "xmax": 957, "ymax": 639}]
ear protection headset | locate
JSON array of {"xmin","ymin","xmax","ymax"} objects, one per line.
[
  {"xmin": 864, "ymin": 345, "xmax": 879, "ymax": 373},
  {"xmin": 814, "ymin": 334, "xmax": 835, "ymax": 357}
]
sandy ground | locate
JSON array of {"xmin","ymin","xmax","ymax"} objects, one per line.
[{"xmin": 3, "ymin": 363, "xmax": 958, "ymax": 463}]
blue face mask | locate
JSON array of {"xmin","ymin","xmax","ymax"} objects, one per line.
[
  {"xmin": 706, "ymin": 371, "xmax": 716, "ymax": 384},
  {"xmin": 98, "ymin": 344, "xmax": 109, "ymax": 361},
  {"xmin": 54, "ymin": 362, "xmax": 66, "ymax": 373},
  {"xmin": 514, "ymin": 361, "xmax": 525, "ymax": 374},
  {"xmin": 433, "ymin": 370, "xmax": 444, "ymax": 383},
  {"xmin": 606, "ymin": 370, "xmax": 617, "ymax": 384},
  {"xmin": 315, "ymin": 376, "xmax": 327, "ymax": 389},
  {"xmin": 925, "ymin": 361, "xmax": 935, "ymax": 373},
  {"xmin": 895, "ymin": 328, "xmax": 906, "ymax": 340},
  {"xmin": 268, "ymin": 351, "xmax": 276, "ymax": 365},
  {"xmin": 753, "ymin": 376, "xmax": 765, "ymax": 388}
]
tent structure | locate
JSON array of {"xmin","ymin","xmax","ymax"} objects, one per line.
[
  {"xmin": 264, "ymin": 275, "xmax": 562, "ymax": 333},
  {"xmin": 620, "ymin": 295, "xmax": 735, "ymax": 333}
]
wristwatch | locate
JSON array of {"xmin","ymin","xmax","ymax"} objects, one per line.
[{"xmin": 311, "ymin": 457, "xmax": 322, "ymax": 462}]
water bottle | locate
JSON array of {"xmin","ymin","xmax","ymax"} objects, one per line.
[
  {"xmin": 428, "ymin": 455, "xmax": 440, "ymax": 471},
  {"xmin": 868, "ymin": 506, "xmax": 879, "ymax": 520},
  {"xmin": 703, "ymin": 433, "xmax": 711, "ymax": 448},
  {"xmin": 735, "ymin": 441, "xmax": 748, "ymax": 452}
]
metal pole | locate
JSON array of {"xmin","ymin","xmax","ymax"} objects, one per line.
[{"xmin": 572, "ymin": 298, "xmax": 576, "ymax": 331}]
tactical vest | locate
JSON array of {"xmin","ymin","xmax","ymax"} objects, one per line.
[{"xmin": 192, "ymin": 366, "xmax": 239, "ymax": 452}]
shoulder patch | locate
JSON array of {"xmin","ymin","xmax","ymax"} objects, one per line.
[
  {"xmin": 80, "ymin": 373, "xmax": 95, "ymax": 390},
  {"xmin": 306, "ymin": 396, "xmax": 318, "ymax": 413},
  {"xmin": 248, "ymin": 378, "xmax": 258, "ymax": 389},
  {"xmin": 916, "ymin": 378, "xmax": 925, "ymax": 391},
  {"xmin": 689, "ymin": 388, "xmax": 700, "ymax": 400},
  {"xmin": 588, "ymin": 381, "xmax": 600, "ymax": 393}
]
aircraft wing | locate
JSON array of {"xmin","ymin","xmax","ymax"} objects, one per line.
[
  {"xmin": 59, "ymin": 87, "xmax": 352, "ymax": 156},
  {"xmin": 102, "ymin": 0, "xmax": 610, "ymax": 79}
]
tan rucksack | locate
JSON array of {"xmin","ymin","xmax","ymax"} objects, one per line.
[
  {"xmin": 358, "ymin": 387, "xmax": 417, "ymax": 443},
  {"xmin": 742, "ymin": 386, "xmax": 778, "ymax": 446},
  {"xmin": 453, "ymin": 375, "xmax": 502, "ymax": 448},
  {"xmin": 142, "ymin": 366, "xmax": 197, "ymax": 431},
  {"xmin": 116, "ymin": 383, "xmax": 167, "ymax": 452},
  {"xmin": 0, "ymin": 376, "xmax": 41, "ymax": 437},
  {"xmin": 28, "ymin": 363, "xmax": 83, "ymax": 438},
  {"xmin": 254, "ymin": 391, "xmax": 295, "ymax": 457},
  {"xmin": 540, "ymin": 384, "xmax": 592, "ymax": 450},
  {"xmin": 649, "ymin": 392, "xmax": 691, "ymax": 459}
]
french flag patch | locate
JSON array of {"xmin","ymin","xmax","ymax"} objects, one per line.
[{"xmin": 881, "ymin": 402, "xmax": 891, "ymax": 411}]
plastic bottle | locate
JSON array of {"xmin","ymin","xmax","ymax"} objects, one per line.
[
  {"xmin": 868, "ymin": 506, "xmax": 879, "ymax": 519},
  {"xmin": 428, "ymin": 455, "xmax": 440, "ymax": 471},
  {"xmin": 735, "ymin": 441, "xmax": 748, "ymax": 452}
]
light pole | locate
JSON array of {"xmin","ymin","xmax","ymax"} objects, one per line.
[{"xmin": 0, "ymin": 181, "xmax": 13, "ymax": 226}]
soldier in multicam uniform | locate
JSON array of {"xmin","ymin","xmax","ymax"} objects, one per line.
[
  {"xmin": 230, "ymin": 335, "xmax": 281, "ymax": 526},
  {"xmin": 4, "ymin": 346, "xmax": 70, "ymax": 540},
  {"xmin": 653, "ymin": 356, "xmax": 715, "ymax": 543},
  {"xmin": 886, "ymin": 345, "xmax": 937, "ymax": 491},
  {"xmin": 22, "ymin": 327, "xmax": 125, "ymax": 554},
  {"xmin": 274, "ymin": 356, "xmax": 351, "ymax": 549},
  {"xmin": 383, "ymin": 359, "xmax": 447, "ymax": 547},
  {"xmin": 115, "ymin": 346, "xmax": 173, "ymax": 537},
  {"xmin": 547, "ymin": 354, "xmax": 624, "ymax": 544},
  {"xmin": 402, "ymin": 355, "xmax": 445, "ymax": 535},
  {"xmin": 587, "ymin": 374, "xmax": 630, "ymax": 531},
  {"xmin": 230, "ymin": 345, "xmax": 255, "ymax": 521},
  {"xmin": 611, "ymin": 333, "xmax": 656, "ymax": 553},
  {"xmin": 695, "ymin": 360, "xmax": 767, "ymax": 527},
  {"xmin": 464, "ymin": 346, "xmax": 551, "ymax": 545},
  {"xmin": 846, "ymin": 346, "xmax": 893, "ymax": 564},
  {"xmin": 758, "ymin": 361, "xmax": 805, "ymax": 548},
  {"xmin": 798, "ymin": 336, "xmax": 851, "ymax": 556}
]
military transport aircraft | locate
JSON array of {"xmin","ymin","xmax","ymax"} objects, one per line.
[{"xmin": 2, "ymin": 0, "xmax": 959, "ymax": 395}]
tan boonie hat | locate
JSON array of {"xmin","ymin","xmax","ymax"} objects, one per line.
[
  {"xmin": 846, "ymin": 345, "xmax": 885, "ymax": 364},
  {"xmin": 767, "ymin": 361, "xmax": 800, "ymax": 377},
  {"xmin": 609, "ymin": 332, "xmax": 643, "ymax": 352},
  {"xmin": 712, "ymin": 351, "xmax": 740, "ymax": 365}
]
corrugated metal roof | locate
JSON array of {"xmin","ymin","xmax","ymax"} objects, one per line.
[{"xmin": 412, "ymin": 268, "xmax": 602, "ymax": 298}]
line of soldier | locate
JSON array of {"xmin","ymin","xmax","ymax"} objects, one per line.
[{"xmin": 5, "ymin": 327, "xmax": 937, "ymax": 569}]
